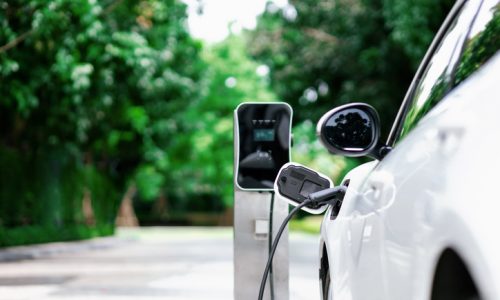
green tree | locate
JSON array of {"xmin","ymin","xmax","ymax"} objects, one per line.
[
  {"xmin": 0, "ymin": 0, "xmax": 204, "ymax": 244},
  {"xmin": 249, "ymin": 0, "xmax": 454, "ymax": 138},
  {"xmin": 383, "ymin": 0, "xmax": 455, "ymax": 67},
  {"xmin": 164, "ymin": 34, "xmax": 278, "ymax": 216}
]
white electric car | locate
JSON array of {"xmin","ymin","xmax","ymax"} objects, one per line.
[{"xmin": 314, "ymin": 0, "xmax": 500, "ymax": 299}]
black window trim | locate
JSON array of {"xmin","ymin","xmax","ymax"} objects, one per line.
[{"xmin": 386, "ymin": 0, "xmax": 473, "ymax": 147}]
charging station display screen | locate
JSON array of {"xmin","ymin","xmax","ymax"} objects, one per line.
[
  {"xmin": 253, "ymin": 129, "xmax": 275, "ymax": 142},
  {"xmin": 236, "ymin": 103, "xmax": 291, "ymax": 190}
]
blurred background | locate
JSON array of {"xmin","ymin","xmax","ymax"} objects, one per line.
[{"xmin": 0, "ymin": 0, "xmax": 454, "ymax": 246}]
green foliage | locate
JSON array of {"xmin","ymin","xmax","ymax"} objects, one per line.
[
  {"xmin": 250, "ymin": 0, "xmax": 454, "ymax": 139},
  {"xmin": 454, "ymin": 6, "xmax": 500, "ymax": 86},
  {"xmin": 170, "ymin": 34, "xmax": 278, "ymax": 209},
  {"xmin": 289, "ymin": 216, "xmax": 322, "ymax": 234},
  {"xmin": 383, "ymin": 0, "xmax": 455, "ymax": 66},
  {"xmin": 135, "ymin": 165, "xmax": 164, "ymax": 201},
  {"xmin": 0, "ymin": 0, "xmax": 205, "ymax": 241},
  {"xmin": 0, "ymin": 0, "xmax": 462, "ymax": 235},
  {"xmin": 0, "ymin": 224, "xmax": 114, "ymax": 248},
  {"xmin": 0, "ymin": 144, "xmax": 117, "ymax": 246}
]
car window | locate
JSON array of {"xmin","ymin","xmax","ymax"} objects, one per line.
[
  {"xmin": 397, "ymin": 1, "xmax": 479, "ymax": 140},
  {"xmin": 453, "ymin": 0, "xmax": 500, "ymax": 86}
]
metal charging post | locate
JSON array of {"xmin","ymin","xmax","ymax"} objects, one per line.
[{"xmin": 233, "ymin": 102, "xmax": 292, "ymax": 300}]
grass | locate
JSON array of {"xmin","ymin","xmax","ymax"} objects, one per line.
[
  {"xmin": 0, "ymin": 224, "xmax": 114, "ymax": 248},
  {"xmin": 289, "ymin": 216, "xmax": 323, "ymax": 234}
]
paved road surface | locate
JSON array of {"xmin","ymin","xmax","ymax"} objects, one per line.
[{"xmin": 0, "ymin": 227, "xmax": 320, "ymax": 300}]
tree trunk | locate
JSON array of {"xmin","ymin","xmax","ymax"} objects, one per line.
[
  {"xmin": 115, "ymin": 184, "xmax": 139, "ymax": 227},
  {"xmin": 82, "ymin": 187, "xmax": 96, "ymax": 226},
  {"xmin": 152, "ymin": 190, "xmax": 169, "ymax": 220}
]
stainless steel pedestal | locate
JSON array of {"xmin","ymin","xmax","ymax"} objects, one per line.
[{"xmin": 233, "ymin": 189, "xmax": 289, "ymax": 300}]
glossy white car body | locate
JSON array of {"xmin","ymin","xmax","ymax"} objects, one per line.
[
  {"xmin": 320, "ymin": 51, "xmax": 500, "ymax": 300},
  {"xmin": 318, "ymin": 1, "xmax": 500, "ymax": 299}
]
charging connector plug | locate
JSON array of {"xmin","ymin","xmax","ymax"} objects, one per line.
[
  {"xmin": 308, "ymin": 186, "xmax": 346, "ymax": 221},
  {"xmin": 308, "ymin": 186, "xmax": 346, "ymax": 207}
]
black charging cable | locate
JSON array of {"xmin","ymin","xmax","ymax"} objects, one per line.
[
  {"xmin": 268, "ymin": 192, "xmax": 275, "ymax": 300},
  {"xmin": 257, "ymin": 186, "xmax": 347, "ymax": 300}
]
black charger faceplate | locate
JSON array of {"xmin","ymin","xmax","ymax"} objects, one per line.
[
  {"xmin": 235, "ymin": 103, "xmax": 292, "ymax": 190},
  {"xmin": 276, "ymin": 165, "xmax": 330, "ymax": 210}
]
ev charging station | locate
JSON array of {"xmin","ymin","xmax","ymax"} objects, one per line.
[{"xmin": 234, "ymin": 102, "xmax": 292, "ymax": 300}]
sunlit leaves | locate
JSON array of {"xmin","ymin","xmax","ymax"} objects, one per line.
[
  {"xmin": 174, "ymin": 34, "xmax": 278, "ymax": 208},
  {"xmin": 135, "ymin": 165, "xmax": 164, "ymax": 201},
  {"xmin": 0, "ymin": 0, "xmax": 205, "ymax": 224},
  {"xmin": 250, "ymin": 0, "xmax": 453, "ymax": 138},
  {"xmin": 383, "ymin": 0, "xmax": 455, "ymax": 67}
]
